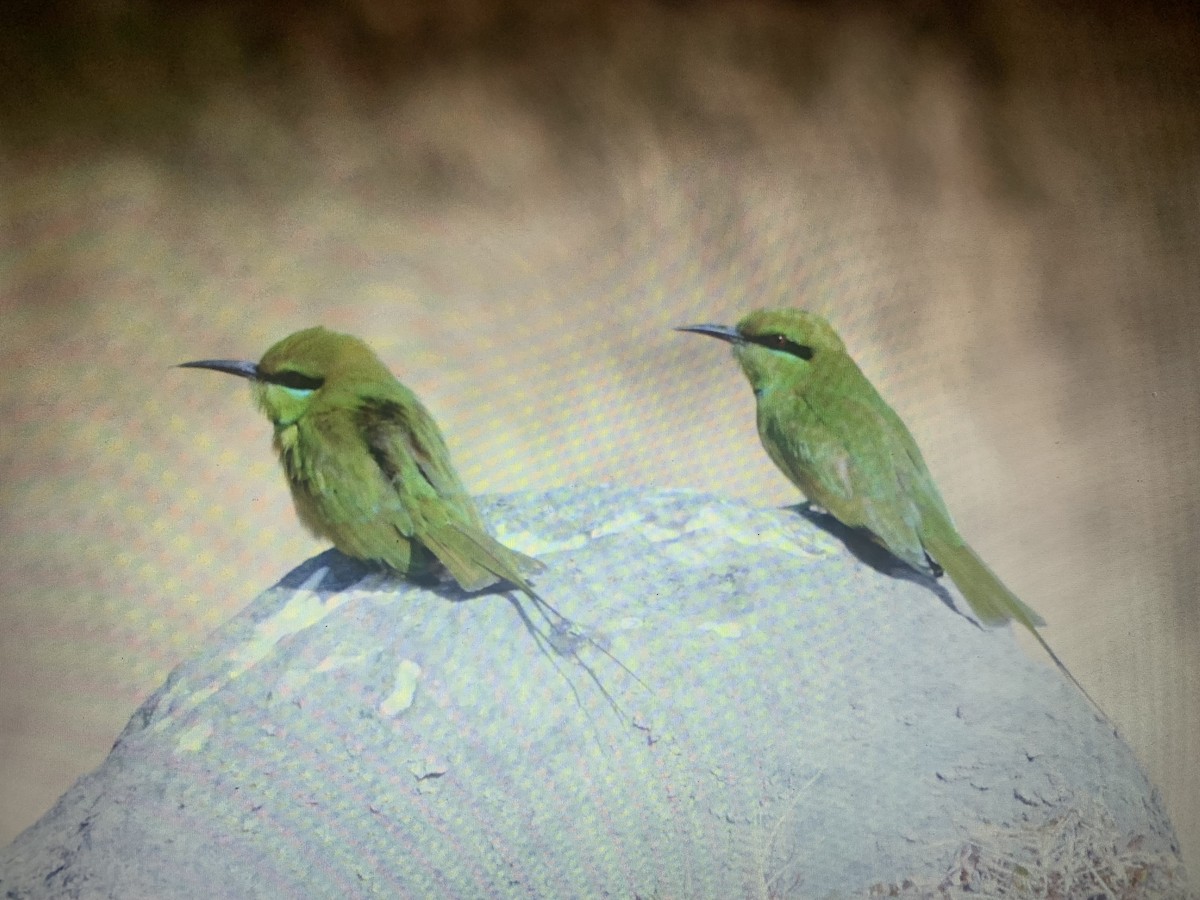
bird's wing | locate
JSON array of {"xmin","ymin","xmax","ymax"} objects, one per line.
[
  {"xmin": 356, "ymin": 394, "xmax": 482, "ymax": 524},
  {"xmin": 768, "ymin": 371, "xmax": 931, "ymax": 573},
  {"xmin": 360, "ymin": 394, "xmax": 479, "ymax": 507},
  {"xmin": 356, "ymin": 393, "xmax": 544, "ymax": 591}
]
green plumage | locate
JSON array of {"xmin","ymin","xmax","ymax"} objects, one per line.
[
  {"xmin": 180, "ymin": 326, "xmax": 542, "ymax": 593},
  {"xmin": 679, "ymin": 308, "xmax": 1098, "ymax": 706},
  {"xmin": 181, "ymin": 327, "xmax": 645, "ymax": 719}
]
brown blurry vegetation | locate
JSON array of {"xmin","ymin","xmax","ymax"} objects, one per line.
[{"xmin": 2, "ymin": 0, "xmax": 1199, "ymax": 876}]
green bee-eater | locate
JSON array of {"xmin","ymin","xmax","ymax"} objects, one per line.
[
  {"xmin": 181, "ymin": 327, "xmax": 641, "ymax": 717},
  {"xmin": 678, "ymin": 308, "xmax": 1097, "ymax": 705},
  {"xmin": 179, "ymin": 326, "xmax": 545, "ymax": 594}
]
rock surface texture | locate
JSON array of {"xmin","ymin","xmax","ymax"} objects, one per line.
[{"xmin": 1, "ymin": 487, "xmax": 1191, "ymax": 898}]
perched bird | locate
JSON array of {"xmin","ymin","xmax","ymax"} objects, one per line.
[
  {"xmin": 180, "ymin": 326, "xmax": 642, "ymax": 720},
  {"xmin": 179, "ymin": 326, "xmax": 544, "ymax": 595},
  {"xmin": 678, "ymin": 308, "xmax": 1097, "ymax": 705}
]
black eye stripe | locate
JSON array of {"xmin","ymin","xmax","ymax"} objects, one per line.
[
  {"xmin": 265, "ymin": 370, "xmax": 326, "ymax": 390},
  {"xmin": 747, "ymin": 333, "xmax": 814, "ymax": 360}
]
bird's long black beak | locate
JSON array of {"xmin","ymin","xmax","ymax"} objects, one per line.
[
  {"xmin": 674, "ymin": 323, "xmax": 742, "ymax": 344},
  {"xmin": 177, "ymin": 359, "xmax": 261, "ymax": 380}
]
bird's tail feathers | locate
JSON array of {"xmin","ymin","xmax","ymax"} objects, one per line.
[
  {"xmin": 925, "ymin": 533, "xmax": 1046, "ymax": 631},
  {"xmin": 424, "ymin": 521, "xmax": 545, "ymax": 594},
  {"xmin": 926, "ymin": 532, "xmax": 1108, "ymax": 717},
  {"xmin": 426, "ymin": 521, "xmax": 647, "ymax": 727}
]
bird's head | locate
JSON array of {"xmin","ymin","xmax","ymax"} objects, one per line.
[
  {"xmin": 676, "ymin": 307, "xmax": 846, "ymax": 394},
  {"xmin": 179, "ymin": 326, "xmax": 394, "ymax": 428}
]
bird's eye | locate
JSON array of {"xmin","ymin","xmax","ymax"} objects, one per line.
[
  {"xmin": 754, "ymin": 333, "xmax": 814, "ymax": 360},
  {"xmin": 267, "ymin": 369, "xmax": 326, "ymax": 391}
]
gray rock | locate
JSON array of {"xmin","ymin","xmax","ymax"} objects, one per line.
[{"xmin": 1, "ymin": 487, "xmax": 1192, "ymax": 898}]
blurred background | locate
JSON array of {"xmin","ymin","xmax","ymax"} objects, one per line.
[{"xmin": 3, "ymin": 0, "xmax": 1198, "ymax": 875}]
